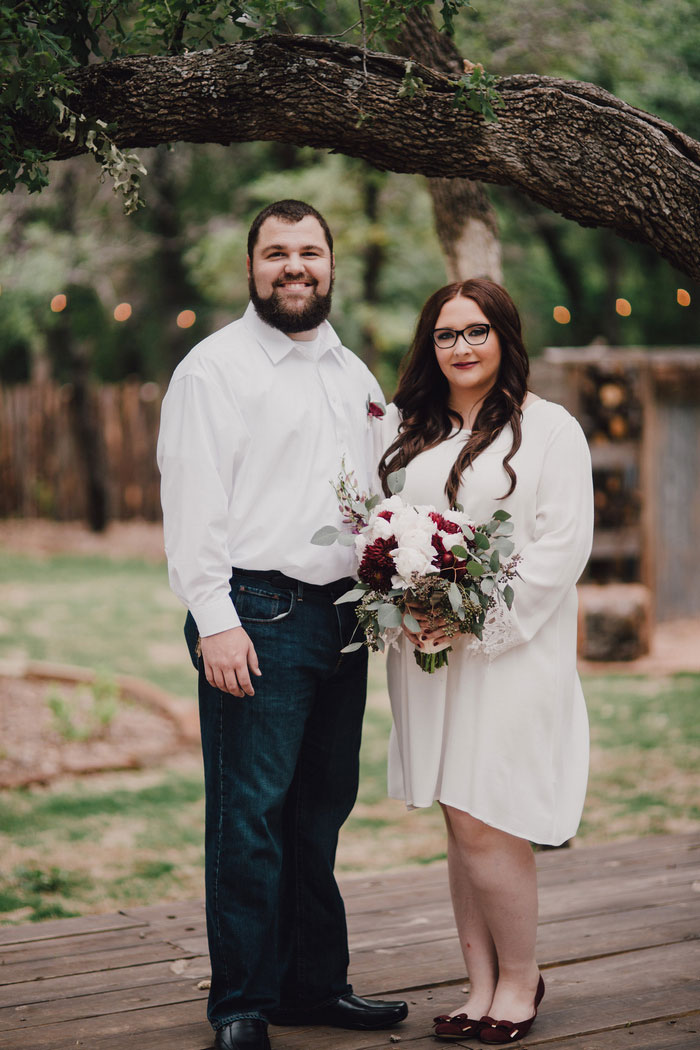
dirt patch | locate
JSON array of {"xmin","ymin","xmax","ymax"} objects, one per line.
[
  {"xmin": 0, "ymin": 519, "xmax": 166, "ymax": 562},
  {"xmin": 0, "ymin": 673, "xmax": 185, "ymax": 789}
]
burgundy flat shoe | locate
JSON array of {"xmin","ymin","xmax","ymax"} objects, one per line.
[
  {"xmin": 479, "ymin": 975, "xmax": 545, "ymax": 1044},
  {"xmin": 433, "ymin": 1013, "xmax": 485, "ymax": 1040}
]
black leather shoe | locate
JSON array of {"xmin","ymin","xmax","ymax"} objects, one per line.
[
  {"xmin": 214, "ymin": 1019, "xmax": 271, "ymax": 1050},
  {"xmin": 268, "ymin": 992, "xmax": 408, "ymax": 1030}
]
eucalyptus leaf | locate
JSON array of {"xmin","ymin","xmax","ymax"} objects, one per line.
[
  {"xmin": 481, "ymin": 576, "xmax": 495, "ymax": 594},
  {"xmin": 365, "ymin": 493, "xmax": 381, "ymax": 511},
  {"xmin": 311, "ymin": 525, "xmax": 339, "ymax": 545},
  {"xmin": 467, "ymin": 560, "xmax": 486, "ymax": 577},
  {"xmin": 378, "ymin": 602, "xmax": 404, "ymax": 628},
  {"xmin": 448, "ymin": 582, "xmax": 462, "ymax": 611},
  {"xmin": 337, "ymin": 531, "xmax": 357, "ymax": 547},
  {"xmin": 504, "ymin": 584, "xmax": 515, "ymax": 609},
  {"xmin": 387, "ymin": 468, "xmax": 406, "ymax": 494},
  {"xmin": 492, "ymin": 510, "xmax": 511, "ymax": 521},
  {"xmin": 403, "ymin": 612, "xmax": 421, "ymax": 632},
  {"xmin": 450, "ymin": 544, "xmax": 469, "ymax": 559},
  {"xmin": 496, "ymin": 521, "xmax": 514, "ymax": 536},
  {"xmin": 334, "ymin": 589, "xmax": 366, "ymax": 605},
  {"xmin": 340, "ymin": 641, "xmax": 364, "ymax": 654},
  {"xmin": 493, "ymin": 537, "xmax": 515, "ymax": 555},
  {"xmin": 474, "ymin": 532, "xmax": 490, "ymax": 549},
  {"xmin": 489, "ymin": 550, "xmax": 500, "ymax": 571}
]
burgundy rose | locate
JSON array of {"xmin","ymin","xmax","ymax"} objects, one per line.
[
  {"xmin": 431, "ymin": 533, "xmax": 449, "ymax": 568},
  {"xmin": 377, "ymin": 509, "xmax": 394, "ymax": 522},
  {"xmin": 429, "ymin": 511, "xmax": 461, "ymax": 535},
  {"xmin": 359, "ymin": 536, "xmax": 398, "ymax": 592},
  {"xmin": 366, "ymin": 398, "xmax": 386, "ymax": 419}
]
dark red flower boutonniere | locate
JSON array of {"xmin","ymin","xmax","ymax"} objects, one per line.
[{"xmin": 366, "ymin": 396, "xmax": 386, "ymax": 420}]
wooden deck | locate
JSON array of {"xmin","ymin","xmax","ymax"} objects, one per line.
[{"xmin": 1, "ymin": 832, "xmax": 698, "ymax": 1050}]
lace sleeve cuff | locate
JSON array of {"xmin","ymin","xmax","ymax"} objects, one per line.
[{"xmin": 462, "ymin": 601, "xmax": 522, "ymax": 660}]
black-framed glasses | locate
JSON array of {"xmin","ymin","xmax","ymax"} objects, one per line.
[{"xmin": 433, "ymin": 323, "xmax": 491, "ymax": 349}]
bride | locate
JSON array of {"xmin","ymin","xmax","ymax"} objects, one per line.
[{"xmin": 377, "ymin": 278, "xmax": 593, "ymax": 1043}]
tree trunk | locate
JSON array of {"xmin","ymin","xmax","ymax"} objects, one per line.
[
  {"xmin": 359, "ymin": 168, "xmax": 386, "ymax": 373},
  {"xmin": 20, "ymin": 35, "xmax": 700, "ymax": 280},
  {"xmin": 393, "ymin": 11, "xmax": 502, "ymax": 281},
  {"xmin": 47, "ymin": 170, "xmax": 109, "ymax": 532}
]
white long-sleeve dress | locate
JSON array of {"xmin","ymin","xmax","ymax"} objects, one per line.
[{"xmin": 382, "ymin": 398, "xmax": 594, "ymax": 845}]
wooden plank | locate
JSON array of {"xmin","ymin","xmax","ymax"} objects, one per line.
[
  {"xmin": 0, "ymin": 926, "xmax": 182, "ymax": 966},
  {"xmin": 338, "ymin": 862, "xmax": 697, "ymax": 924},
  {"xmin": 344, "ymin": 899, "xmax": 700, "ymax": 995},
  {"xmin": 529, "ymin": 1017, "xmax": 700, "ymax": 1050},
  {"xmin": 0, "ymin": 997, "xmax": 206, "ymax": 1050},
  {"xmin": 0, "ymin": 961, "xmax": 205, "ymax": 1010},
  {"xmin": 0, "ymin": 973, "xmax": 208, "ymax": 1033},
  {"xmin": 338, "ymin": 834, "xmax": 700, "ymax": 907},
  {"xmin": 0, "ymin": 912, "xmax": 146, "ymax": 947},
  {"xmin": 0, "ymin": 942, "xmax": 195, "ymax": 989}
]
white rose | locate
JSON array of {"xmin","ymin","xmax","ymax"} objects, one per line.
[
  {"xmin": 369, "ymin": 515, "xmax": 396, "ymax": 541},
  {"xmin": 397, "ymin": 527, "xmax": 435, "ymax": 560},
  {"xmin": 376, "ymin": 494, "xmax": 405, "ymax": 514},
  {"xmin": 392, "ymin": 506, "xmax": 433, "ymax": 541},
  {"xmin": 393, "ymin": 545, "xmax": 434, "ymax": 582}
]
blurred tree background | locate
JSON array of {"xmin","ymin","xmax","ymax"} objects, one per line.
[{"xmin": 0, "ymin": 0, "xmax": 698, "ymax": 396}]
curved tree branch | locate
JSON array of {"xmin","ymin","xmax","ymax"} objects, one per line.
[{"xmin": 19, "ymin": 34, "xmax": 700, "ymax": 279}]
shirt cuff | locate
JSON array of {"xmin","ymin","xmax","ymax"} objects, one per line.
[{"xmin": 190, "ymin": 595, "xmax": 241, "ymax": 637}]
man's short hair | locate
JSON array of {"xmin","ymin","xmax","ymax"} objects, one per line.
[{"xmin": 247, "ymin": 200, "xmax": 334, "ymax": 259}]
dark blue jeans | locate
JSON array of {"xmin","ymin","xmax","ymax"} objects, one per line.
[{"xmin": 185, "ymin": 569, "xmax": 368, "ymax": 1031}]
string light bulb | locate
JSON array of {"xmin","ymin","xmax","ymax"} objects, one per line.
[{"xmin": 176, "ymin": 309, "xmax": 196, "ymax": 329}]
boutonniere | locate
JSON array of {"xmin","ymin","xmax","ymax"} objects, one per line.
[{"xmin": 366, "ymin": 395, "xmax": 386, "ymax": 420}]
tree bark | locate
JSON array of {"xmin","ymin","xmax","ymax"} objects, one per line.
[
  {"xmin": 393, "ymin": 11, "xmax": 503, "ymax": 281},
  {"xmin": 21, "ymin": 34, "xmax": 700, "ymax": 280}
]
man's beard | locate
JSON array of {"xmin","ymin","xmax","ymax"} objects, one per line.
[{"xmin": 249, "ymin": 274, "xmax": 333, "ymax": 334}]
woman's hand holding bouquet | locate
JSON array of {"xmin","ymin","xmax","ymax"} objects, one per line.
[{"xmin": 312, "ymin": 465, "xmax": 521, "ymax": 672}]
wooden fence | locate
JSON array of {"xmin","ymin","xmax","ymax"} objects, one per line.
[{"xmin": 0, "ymin": 380, "xmax": 164, "ymax": 522}]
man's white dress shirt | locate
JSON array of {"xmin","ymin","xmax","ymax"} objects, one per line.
[{"xmin": 157, "ymin": 303, "xmax": 384, "ymax": 636}]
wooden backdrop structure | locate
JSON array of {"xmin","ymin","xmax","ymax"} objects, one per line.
[{"xmin": 531, "ymin": 347, "xmax": 700, "ymax": 623}]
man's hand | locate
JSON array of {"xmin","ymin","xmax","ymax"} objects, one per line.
[{"xmin": 200, "ymin": 627, "xmax": 261, "ymax": 697}]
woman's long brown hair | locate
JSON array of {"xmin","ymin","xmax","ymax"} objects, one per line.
[{"xmin": 378, "ymin": 279, "xmax": 530, "ymax": 507}]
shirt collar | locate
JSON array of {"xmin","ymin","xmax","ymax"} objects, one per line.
[{"xmin": 243, "ymin": 302, "xmax": 343, "ymax": 364}]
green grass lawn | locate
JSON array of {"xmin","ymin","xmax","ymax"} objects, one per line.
[{"xmin": 1, "ymin": 548, "xmax": 698, "ymax": 923}]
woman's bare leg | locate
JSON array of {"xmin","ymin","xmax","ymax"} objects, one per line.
[
  {"xmin": 442, "ymin": 804, "xmax": 498, "ymax": 1018},
  {"xmin": 442, "ymin": 805, "xmax": 541, "ymax": 1022}
]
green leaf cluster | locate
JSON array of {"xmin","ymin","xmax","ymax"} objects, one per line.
[{"xmin": 452, "ymin": 67, "xmax": 503, "ymax": 123}]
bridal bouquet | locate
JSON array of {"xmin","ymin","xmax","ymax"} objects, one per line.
[{"xmin": 312, "ymin": 466, "xmax": 520, "ymax": 672}]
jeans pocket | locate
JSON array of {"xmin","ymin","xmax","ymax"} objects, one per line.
[{"xmin": 234, "ymin": 583, "xmax": 295, "ymax": 624}]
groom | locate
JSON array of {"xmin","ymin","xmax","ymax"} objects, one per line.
[{"xmin": 158, "ymin": 200, "xmax": 407, "ymax": 1050}]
